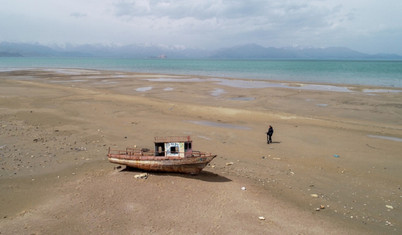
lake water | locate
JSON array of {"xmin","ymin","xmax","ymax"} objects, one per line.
[{"xmin": 1, "ymin": 57, "xmax": 401, "ymax": 87}]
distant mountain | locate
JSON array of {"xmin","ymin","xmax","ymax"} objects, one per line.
[
  {"xmin": 0, "ymin": 51, "xmax": 22, "ymax": 57},
  {"xmin": 0, "ymin": 42, "xmax": 90, "ymax": 57},
  {"xmin": 211, "ymin": 44, "xmax": 295, "ymax": 59},
  {"xmin": 0, "ymin": 42, "xmax": 210, "ymax": 59},
  {"xmin": 1, "ymin": 42, "xmax": 401, "ymax": 60},
  {"xmin": 293, "ymin": 47, "xmax": 368, "ymax": 59},
  {"xmin": 209, "ymin": 44, "xmax": 398, "ymax": 60}
]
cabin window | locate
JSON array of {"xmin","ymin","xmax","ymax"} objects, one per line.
[
  {"xmin": 170, "ymin": 146, "xmax": 178, "ymax": 154},
  {"xmin": 185, "ymin": 142, "xmax": 192, "ymax": 151},
  {"xmin": 165, "ymin": 142, "xmax": 180, "ymax": 156},
  {"xmin": 155, "ymin": 143, "xmax": 165, "ymax": 156}
]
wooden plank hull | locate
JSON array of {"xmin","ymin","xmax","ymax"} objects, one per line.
[{"xmin": 108, "ymin": 154, "xmax": 216, "ymax": 175}]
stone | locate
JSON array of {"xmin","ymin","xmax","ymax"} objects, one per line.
[
  {"xmin": 134, "ymin": 173, "xmax": 148, "ymax": 179},
  {"xmin": 385, "ymin": 221, "xmax": 393, "ymax": 226},
  {"xmin": 386, "ymin": 205, "xmax": 394, "ymax": 210}
]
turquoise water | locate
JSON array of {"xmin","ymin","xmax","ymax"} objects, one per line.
[{"xmin": 1, "ymin": 57, "xmax": 402, "ymax": 87}]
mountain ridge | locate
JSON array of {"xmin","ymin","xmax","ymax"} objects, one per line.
[{"xmin": 1, "ymin": 42, "xmax": 401, "ymax": 60}]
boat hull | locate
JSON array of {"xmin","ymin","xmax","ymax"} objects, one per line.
[{"xmin": 108, "ymin": 154, "xmax": 216, "ymax": 175}]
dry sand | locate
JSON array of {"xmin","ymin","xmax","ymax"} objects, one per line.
[{"xmin": 0, "ymin": 69, "xmax": 401, "ymax": 234}]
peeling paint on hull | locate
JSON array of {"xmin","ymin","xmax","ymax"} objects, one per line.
[{"xmin": 108, "ymin": 155, "xmax": 216, "ymax": 175}]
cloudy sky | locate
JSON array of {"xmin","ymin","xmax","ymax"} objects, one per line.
[{"xmin": 1, "ymin": 0, "xmax": 401, "ymax": 54}]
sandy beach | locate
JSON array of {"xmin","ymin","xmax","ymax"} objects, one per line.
[{"xmin": 1, "ymin": 69, "xmax": 401, "ymax": 234}]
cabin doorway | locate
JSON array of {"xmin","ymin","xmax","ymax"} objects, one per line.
[{"xmin": 155, "ymin": 143, "xmax": 165, "ymax": 156}]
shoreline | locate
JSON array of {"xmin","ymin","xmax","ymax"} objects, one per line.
[
  {"xmin": 3, "ymin": 67, "xmax": 402, "ymax": 94},
  {"xmin": 1, "ymin": 69, "xmax": 401, "ymax": 234},
  {"xmin": 1, "ymin": 63, "xmax": 402, "ymax": 89}
]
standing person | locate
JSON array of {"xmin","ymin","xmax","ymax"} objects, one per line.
[{"xmin": 267, "ymin": 125, "xmax": 274, "ymax": 144}]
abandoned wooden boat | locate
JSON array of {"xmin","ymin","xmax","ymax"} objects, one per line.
[{"xmin": 107, "ymin": 136, "xmax": 216, "ymax": 174}]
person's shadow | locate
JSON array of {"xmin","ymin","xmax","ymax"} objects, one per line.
[{"xmin": 266, "ymin": 141, "xmax": 281, "ymax": 144}]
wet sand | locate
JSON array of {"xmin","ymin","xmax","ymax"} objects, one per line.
[{"xmin": 0, "ymin": 69, "xmax": 401, "ymax": 234}]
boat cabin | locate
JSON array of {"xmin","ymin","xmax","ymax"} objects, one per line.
[{"xmin": 154, "ymin": 136, "xmax": 193, "ymax": 157}]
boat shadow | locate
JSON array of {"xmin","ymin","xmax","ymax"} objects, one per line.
[
  {"xmin": 181, "ymin": 170, "xmax": 232, "ymax": 182},
  {"xmin": 122, "ymin": 167, "xmax": 231, "ymax": 183}
]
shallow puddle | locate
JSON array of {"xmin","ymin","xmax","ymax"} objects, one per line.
[
  {"xmin": 211, "ymin": 88, "xmax": 225, "ymax": 97},
  {"xmin": 230, "ymin": 97, "xmax": 255, "ymax": 101},
  {"xmin": 363, "ymin": 89, "xmax": 402, "ymax": 93},
  {"xmin": 368, "ymin": 135, "xmax": 402, "ymax": 142},
  {"xmin": 136, "ymin": 86, "xmax": 153, "ymax": 92},
  {"xmin": 316, "ymin": 104, "xmax": 328, "ymax": 107},
  {"xmin": 147, "ymin": 77, "xmax": 204, "ymax": 82},
  {"xmin": 49, "ymin": 80, "xmax": 87, "ymax": 83}
]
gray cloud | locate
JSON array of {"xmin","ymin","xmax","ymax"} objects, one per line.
[
  {"xmin": 0, "ymin": 0, "xmax": 401, "ymax": 54},
  {"xmin": 70, "ymin": 12, "xmax": 87, "ymax": 18},
  {"xmin": 111, "ymin": 0, "xmax": 351, "ymax": 37},
  {"xmin": 113, "ymin": 1, "xmax": 336, "ymax": 21}
]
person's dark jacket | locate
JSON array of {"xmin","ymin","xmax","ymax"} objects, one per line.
[{"xmin": 267, "ymin": 127, "xmax": 273, "ymax": 136}]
